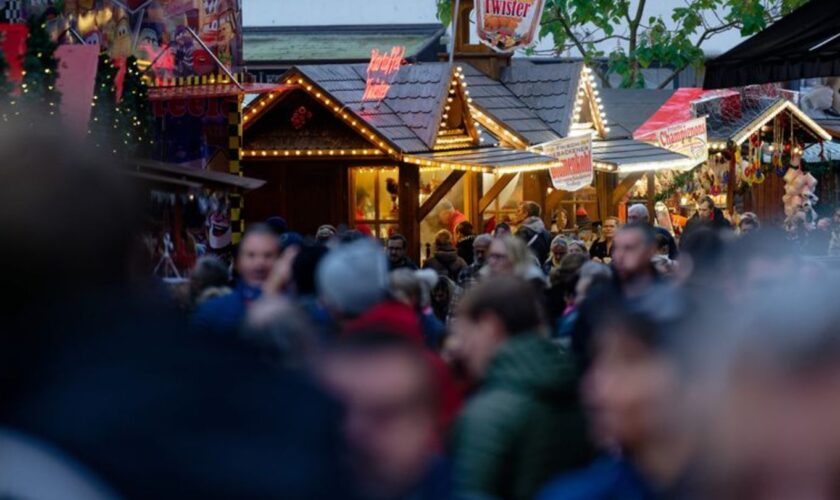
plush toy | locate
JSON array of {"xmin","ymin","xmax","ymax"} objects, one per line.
[{"xmin": 783, "ymin": 167, "xmax": 819, "ymax": 231}]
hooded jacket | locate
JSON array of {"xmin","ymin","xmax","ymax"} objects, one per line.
[
  {"xmin": 452, "ymin": 333, "xmax": 593, "ymax": 500},
  {"xmin": 424, "ymin": 243, "xmax": 468, "ymax": 282},
  {"xmin": 518, "ymin": 216, "xmax": 552, "ymax": 265}
]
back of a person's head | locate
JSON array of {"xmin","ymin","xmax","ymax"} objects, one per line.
[
  {"xmin": 549, "ymin": 253, "xmax": 589, "ymax": 288},
  {"xmin": 0, "ymin": 123, "xmax": 139, "ymax": 307},
  {"xmin": 389, "ymin": 269, "xmax": 424, "ymax": 308},
  {"xmin": 522, "ymin": 201, "xmax": 541, "ymax": 218},
  {"xmin": 190, "ymin": 255, "xmax": 230, "ymax": 298},
  {"xmin": 456, "ymin": 221, "xmax": 474, "ymax": 237},
  {"xmin": 317, "ymin": 239, "xmax": 388, "ymax": 317},
  {"xmin": 292, "ymin": 243, "xmax": 329, "ymax": 296},
  {"xmin": 434, "ymin": 230, "xmax": 453, "ymax": 248},
  {"xmin": 242, "ymin": 296, "xmax": 318, "ymax": 369},
  {"xmin": 628, "ymin": 204, "xmax": 650, "ymax": 221},
  {"xmin": 458, "ymin": 276, "xmax": 545, "ymax": 335},
  {"xmin": 679, "ymin": 226, "xmax": 726, "ymax": 278}
]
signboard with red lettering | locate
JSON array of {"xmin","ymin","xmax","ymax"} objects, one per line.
[
  {"xmin": 362, "ymin": 46, "xmax": 405, "ymax": 103},
  {"xmin": 0, "ymin": 24, "xmax": 28, "ymax": 85},
  {"xmin": 635, "ymin": 117, "xmax": 708, "ymax": 165},
  {"xmin": 543, "ymin": 135, "xmax": 593, "ymax": 191},
  {"xmin": 476, "ymin": 0, "xmax": 546, "ymax": 53}
]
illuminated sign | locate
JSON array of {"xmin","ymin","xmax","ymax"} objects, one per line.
[
  {"xmin": 476, "ymin": 0, "xmax": 547, "ymax": 53},
  {"xmin": 362, "ymin": 46, "xmax": 405, "ymax": 103},
  {"xmin": 542, "ymin": 135, "xmax": 593, "ymax": 191}
]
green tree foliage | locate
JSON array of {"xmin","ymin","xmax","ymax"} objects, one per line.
[
  {"xmin": 117, "ymin": 55, "xmax": 156, "ymax": 157},
  {"xmin": 20, "ymin": 15, "xmax": 60, "ymax": 112},
  {"xmin": 436, "ymin": 0, "xmax": 810, "ymax": 88},
  {"xmin": 88, "ymin": 52, "xmax": 119, "ymax": 152}
]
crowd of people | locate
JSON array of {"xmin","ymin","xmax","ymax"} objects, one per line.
[{"xmin": 5, "ymin": 129, "xmax": 840, "ymax": 500}]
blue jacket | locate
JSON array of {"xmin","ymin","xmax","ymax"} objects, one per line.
[
  {"xmin": 191, "ymin": 282, "xmax": 262, "ymax": 337},
  {"xmin": 537, "ymin": 457, "xmax": 655, "ymax": 500}
]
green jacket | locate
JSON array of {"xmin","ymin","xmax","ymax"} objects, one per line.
[{"xmin": 452, "ymin": 333, "xmax": 593, "ymax": 500}]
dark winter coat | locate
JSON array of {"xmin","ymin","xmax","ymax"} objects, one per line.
[
  {"xmin": 388, "ymin": 256, "xmax": 419, "ymax": 272},
  {"xmin": 683, "ymin": 208, "xmax": 732, "ymax": 241},
  {"xmin": 456, "ymin": 235, "xmax": 476, "ymax": 265},
  {"xmin": 452, "ymin": 333, "xmax": 593, "ymax": 500},
  {"xmin": 424, "ymin": 244, "xmax": 468, "ymax": 282},
  {"xmin": 517, "ymin": 216, "xmax": 552, "ymax": 265}
]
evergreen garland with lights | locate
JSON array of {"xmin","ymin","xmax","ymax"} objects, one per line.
[
  {"xmin": 88, "ymin": 52, "xmax": 119, "ymax": 153},
  {"xmin": 20, "ymin": 15, "xmax": 60, "ymax": 114},
  {"xmin": 117, "ymin": 56, "xmax": 156, "ymax": 156}
]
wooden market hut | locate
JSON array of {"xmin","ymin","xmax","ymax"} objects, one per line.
[
  {"xmin": 240, "ymin": 62, "xmax": 565, "ymax": 261},
  {"xmin": 461, "ymin": 61, "xmax": 699, "ymax": 227}
]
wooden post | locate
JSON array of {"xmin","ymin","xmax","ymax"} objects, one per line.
[
  {"xmin": 647, "ymin": 171, "xmax": 656, "ymax": 219},
  {"xmin": 611, "ymin": 171, "xmax": 645, "ymax": 206},
  {"xmin": 595, "ymin": 171, "xmax": 610, "ymax": 220},
  {"xmin": 464, "ymin": 171, "xmax": 481, "ymax": 228},
  {"xmin": 399, "ymin": 163, "xmax": 421, "ymax": 263},
  {"xmin": 727, "ymin": 145, "xmax": 736, "ymax": 215}
]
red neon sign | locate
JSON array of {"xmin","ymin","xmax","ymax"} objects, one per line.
[{"xmin": 362, "ymin": 46, "xmax": 405, "ymax": 103}]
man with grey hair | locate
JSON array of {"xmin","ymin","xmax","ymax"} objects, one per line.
[
  {"xmin": 457, "ymin": 233, "xmax": 493, "ymax": 289},
  {"xmin": 627, "ymin": 203, "xmax": 678, "ymax": 259},
  {"xmin": 316, "ymin": 239, "xmax": 390, "ymax": 321}
]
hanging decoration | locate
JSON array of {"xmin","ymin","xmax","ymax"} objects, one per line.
[
  {"xmin": 290, "ymin": 105, "xmax": 313, "ymax": 130},
  {"xmin": 782, "ymin": 167, "xmax": 819, "ymax": 235}
]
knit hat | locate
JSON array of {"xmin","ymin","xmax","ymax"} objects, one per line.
[{"xmin": 316, "ymin": 239, "xmax": 389, "ymax": 317}]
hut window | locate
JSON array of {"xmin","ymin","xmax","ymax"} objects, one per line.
[{"xmin": 351, "ymin": 167, "xmax": 400, "ymax": 239}]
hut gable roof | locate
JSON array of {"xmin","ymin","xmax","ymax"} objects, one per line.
[
  {"xmin": 500, "ymin": 60, "xmax": 584, "ymax": 138},
  {"xmin": 294, "ymin": 62, "xmax": 455, "ymax": 153},
  {"xmin": 462, "ymin": 64, "xmax": 559, "ymax": 145}
]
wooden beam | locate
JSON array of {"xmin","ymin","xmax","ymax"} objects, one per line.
[
  {"xmin": 399, "ymin": 164, "xmax": 421, "ymax": 263},
  {"xmin": 611, "ymin": 171, "xmax": 645, "ymax": 205},
  {"xmin": 647, "ymin": 171, "xmax": 656, "ymax": 220},
  {"xmin": 464, "ymin": 172, "xmax": 482, "ymax": 227},
  {"xmin": 478, "ymin": 173, "xmax": 516, "ymax": 213},
  {"xmin": 727, "ymin": 147, "xmax": 736, "ymax": 215},
  {"xmin": 418, "ymin": 170, "xmax": 465, "ymax": 221}
]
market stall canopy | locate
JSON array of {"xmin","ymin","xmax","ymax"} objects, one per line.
[
  {"xmin": 633, "ymin": 88, "xmax": 713, "ymax": 139},
  {"xmin": 706, "ymin": 97, "xmax": 832, "ymax": 145},
  {"xmin": 600, "ymin": 89, "xmax": 675, "ymax": 139},
  {"xmin": 704, "ymin": 0, "xmax": 840, "ymax": 89},
  {"xmin": 592, "ymin": 139, "xmax": 697, "ymax": 173},
  {"xmin": 804, "ymin": 140, "xmax": 840, "ymax": 163},
  {"xmin": 404, "ymin": 146, "xmax": 563, "ymax": 174},
  {"xmin": 148, "ymin": 83, "xmax": 288, "ymax": 100},
  {"xmin": 125, "ymin": 159, "xmax": 266, "ymax": 191}
]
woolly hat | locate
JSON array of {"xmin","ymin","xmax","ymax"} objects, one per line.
[{"xmin": 316, "ymin": 239, "xmax": 389, "ymax": 317}]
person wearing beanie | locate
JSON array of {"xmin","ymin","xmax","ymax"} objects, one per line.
[
  {"xmin": 316, "ymin": 239, "xmax": 389, "ymax": 321},
  {"xmin": 424, "ymin": 230, "xmax": 468, "ymax": 282}
]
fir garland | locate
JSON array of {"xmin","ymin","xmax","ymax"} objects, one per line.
[
  {"xmin": 654, "ymin": 169, "xmax": 695, "ymax": 203},
  {"xmin": 117, "ymin": 55, "xmax": 156, "ymax": 156},
  {"xmin": 20, "ymin": 15, "xmax": 60, "ymax": 114}
]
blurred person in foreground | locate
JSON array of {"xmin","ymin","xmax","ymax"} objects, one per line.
[
  {"xmin": 457, "ymin": 234, "xmax": 492, "ymax": 289},
  {"xmin": 612, "ymin": 223, "xmax": 660, "ymax": 299},
  {"xmin": 320, "ymin": 333, "xmax": 450, "ymax": 500},
  {"xmin": 539, "ymin": 287, "xmax": 703, "ymax": 500},
  {"xmin": 449, "ymin": 277, "xmax": 592, "ymax": 500},
  {"xmin": 188, "ymin": 255, "xmax": 232, "ymax": 309},
  {"xmin": 317, "ymin": 238, "xmax": 390, "ymax": 325},
  {"xmin": 192, "ymin": 223, "xmax": 281, "ymax": 337},
  {"xmin": 695, "ymin": 281, "xmax": 840, "ymax": 500},
  {"xmin": 627, "ymin": 204, "xmax": 678, "ymax": 259},
  {"xmin": 0, "ymin": 125, "xmax": 351, "ymax": 499}
]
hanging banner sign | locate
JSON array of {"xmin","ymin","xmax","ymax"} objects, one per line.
[
  {"xmin": 55, "ymin": 44, "xmax": 100, "ymax": 137},
  {"xmin": 362, "ymin": 46, "xmax": 405, "ymax": 103},
  {"xmin": 476, "ymin": 0, "xmax": 547, "ymax": 53},
  {"xmin": 543, "ymin": 135, "xmax": 593, "ymax": 191},
  {"xmin": 636, "ymin": 117, "xmax": 708, "ymax": 165},
  {"xmin": 0, "ymin": 24, "xmax": 29, "ymax": 85}
]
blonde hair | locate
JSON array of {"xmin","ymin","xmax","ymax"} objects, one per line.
[{"xmin": 494, "ymin": 236, "xmax": 533, "ymax": 277}]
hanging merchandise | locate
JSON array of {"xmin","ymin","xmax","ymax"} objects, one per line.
[{"xmin": 782, "ymin": 167, "xmax": 819, "ymax": 234}]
